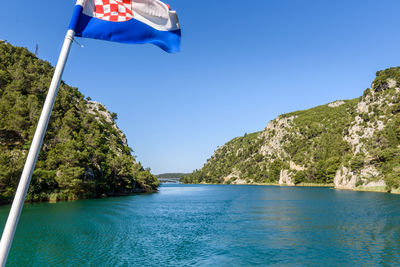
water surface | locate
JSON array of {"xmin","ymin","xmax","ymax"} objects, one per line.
[{"xmin": 1, "ymin": 184, "xmax": 400, "ymax": 266}]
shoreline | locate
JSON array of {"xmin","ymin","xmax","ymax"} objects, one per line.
[
  {"xmin": 0, "ymin": 189, "xmax": 159, "ymax": 206},
  {"xmin": 337, "ymin": 186, "xmax": 400, "ymax": 195},
  {"xmin": 188, "ymin": 182, "xmax": 400, "ymax": 194},
  {"xmin": 197, "ymin": 182, "xmax": 334, "ymax": 187}
]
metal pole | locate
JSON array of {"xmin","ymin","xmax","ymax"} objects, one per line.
[{"xmin": 0, "ymin": 26, "xmax": 76, "ymax": 267}]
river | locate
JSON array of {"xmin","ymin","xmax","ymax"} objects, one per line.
[{"xmin": 1, "ymin": 184, "xmax": 400, "ymax": 266}]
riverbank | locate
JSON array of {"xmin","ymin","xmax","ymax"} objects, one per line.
[
  {"xmin": 256, "ymin": 183, "xmax": 335, "ymax": 188},
  {"xmin": 199, "ymin": 182, "xmax": 334, "ymax": 187},
  {"xmin": 0, "ymin": 188, "xmax": 159, "ymax": 206},
  {"xmin": 338, "ymin": 186, "xmax": 400, "ymax": 194},
  {"xmin": 193, "ymin": 182, "xmax": 399, "ymax": 194},
  {"xmin": 199, "ymin": 181, "xmax": 334, "ymax": 187}
]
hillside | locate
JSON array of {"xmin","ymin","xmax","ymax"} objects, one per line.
[
  {"xmin": 0, "ymin": 41, "xmax": 158, "ymax": 203},
  {"xmin": 183, "ymin": 68, "xmax": 400, "ymax": 193},
  {"xmin": 157, "ymin": 173, "xmax": 188, "ymax": 179}
]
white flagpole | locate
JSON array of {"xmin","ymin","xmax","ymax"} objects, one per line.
[{"xmin": 0, "ymin": 1, "xmax": 85, "ymax": 265}]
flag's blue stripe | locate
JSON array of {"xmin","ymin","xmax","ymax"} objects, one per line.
[
  {"xmin": 74, "ymin": 14, "xmax": 181, "ymax": 53},
  {"xmin": 68, "ymin": 5, "xmax": 84, "ymax": 32}
]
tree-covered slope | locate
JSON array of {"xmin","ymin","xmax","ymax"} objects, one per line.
[
  {"xmin": 184, "ymin": 68, "xmax": 400, "ymax": 193},
  {"xmin": 0, "ymin": 41, "xmax": 158, "ymax": 203},
  {"xmin": 156, "ymin": 173, "xmax": 188, "ymax": 179}
]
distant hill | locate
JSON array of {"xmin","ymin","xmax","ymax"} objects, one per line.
[
  {"xmin": 157, "ymin": 173, "xmax": 189, "ymax": 179},
  {"xmin": 0, "ymin": 41, "xmax": 159, "ymax": 203},
  {"xmin": 183, "ymin": 68, "xmax": 400, "ymax": 194}
]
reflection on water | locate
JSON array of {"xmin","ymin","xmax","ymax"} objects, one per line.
[{"xmin": 0, "ymin": 184, "xmax": 399, "ymax": 266}]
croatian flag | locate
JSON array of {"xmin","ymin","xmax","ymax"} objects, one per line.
[{"xmin": 69, "ymin": 0, "xmax": 181, "ymax": 53}]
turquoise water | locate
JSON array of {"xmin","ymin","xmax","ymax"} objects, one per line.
[{"xmin": 1, "ymin": 184, "xmax": 400, "ymax": 266}]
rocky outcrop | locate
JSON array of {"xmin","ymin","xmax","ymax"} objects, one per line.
[
  {"xmin": 334, "ymin": 73, "xmax": 400, "ymax": 190},
  {"xmin": 328, "ymin": 100, "xmax": 345, "ymax": 108},
  {"xmin": 184, "ymin": 67, "xmax": 400, "ymax": 193},
  {"xmin": 334, "ymin": 167, "xmax": 356, "ymax": 189},
  {"xmin": 260, "ymin": 116, "xmax": 295, "ymax": 157},
  {"xmin": 279, "ymin": 170, "xmax": 295, "ymax": 186},
  {"xmin": 86, "ymin": 100, "xmax": 128, "ymax": 147},
  {"xmin": 334, "ymin": 165, "xmax": 385, "ymax": 190},
  {"xmin": 223, "ymin": 168, "xmax": 240, "ymax": 183}
]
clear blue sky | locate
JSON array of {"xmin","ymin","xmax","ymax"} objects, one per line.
[{"xmin": 1, "ymin": 1, "xmax": 400, "ymax": 174}]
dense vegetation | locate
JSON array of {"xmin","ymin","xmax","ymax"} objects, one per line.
[
  {"xmin": 184, "ymin": 100, "xmax": 359, "ymax": 185},
  {"xmin": 0, "ymin": 42, "xmax": 158, "ymax": 203},
  {"xmin": 184, "ymin": 67, "xmax": 400, "ymax": 193},
  {"xmin": 156, "ymin": 173, "xmax": 188, "ymax": 179}
]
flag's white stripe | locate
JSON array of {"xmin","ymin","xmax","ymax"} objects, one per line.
[
  {"xmin": 132, "ymin": 9, "xmax": 179, "ymax": 32},
  {"xmin": 82, "ymin": 0, "xmax": 179, "ymax": 32},
  {"xmin": 76, "ymin": 0, "xmax": 87, "ymax": 7}
]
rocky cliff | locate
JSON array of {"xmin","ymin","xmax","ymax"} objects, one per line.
[{"xmin": 184, "ymin": 68, "xmax": 400, "ymax": 193}]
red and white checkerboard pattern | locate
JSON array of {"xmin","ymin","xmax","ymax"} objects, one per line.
[{"xmin": 94, "ymin": 0, "xmax": 133, "ymax": 22}]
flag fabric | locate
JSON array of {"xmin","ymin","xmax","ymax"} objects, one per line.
[{"xmin": 69, "ymin": 0, "xmax": 181, "ymax": 53}]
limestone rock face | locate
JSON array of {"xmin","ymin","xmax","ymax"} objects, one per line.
[
  {"xmin": 328, "ymin": 100, "xmax": 345, "ymax": 108},
  {"xmin": 279, "ymin": 170, "xmax": 295, "ymax": 186},
  {"xmin": 372, "ymin": 78, "xmax": 396, "ymax": 92},
  {"xmin": 334, "ymin": 166, "xmax": 385, "ymax": 190},
  {"xmin": 86, "ymin": 100, "xmax": 128, "ymax": 147},
  {"xmin": 183, "ymin": 67, "xmax": 400, "ymax": 193},
  {"xmin": 334, "ymin": 167, "xmax": 356, "ymax": 189},
  {"xmin": 260, "ymin": 116, "xmax": 295, "ymax": 158}
]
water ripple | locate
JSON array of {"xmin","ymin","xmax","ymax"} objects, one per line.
[{"xmin": 0, "ymin": 185, "xmax": 399, "ymax": 266}]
